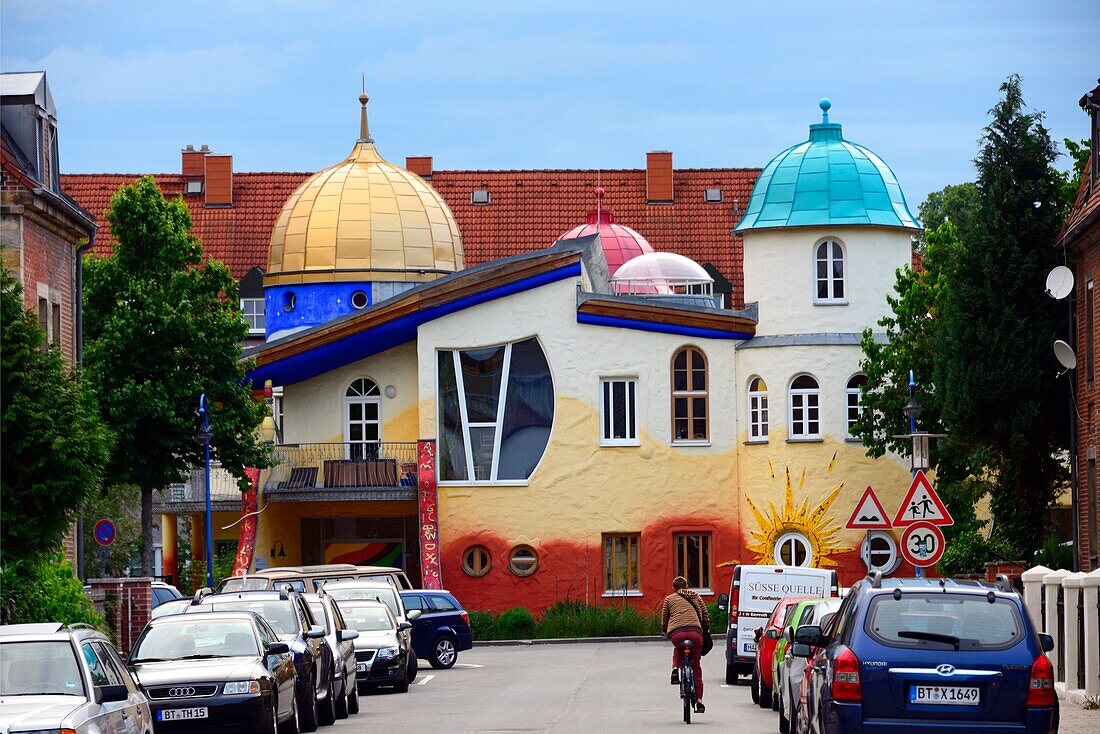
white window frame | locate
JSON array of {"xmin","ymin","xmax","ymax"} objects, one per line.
[
  {"xmin": 788, "ymin": 374, "xmax": 821, "ymax": 440},
  {"xmin": 774, "ymin": 531, "xmax": 812, "ymax": 567},
  {"xmin": 845, "ymin": 374, "xmax": 867, "ymax": 439},
  {"xmin": 861, "ymin": 531, "xmax": 899, "ymax": 574},
  {"xmin": 241, "ymin": 297, "xmax": 265, "ymax": 335},
  {"xmin": 344, "ymin": 378, "xmax": 382, "ymax": 459},
  {"xmin": 600, "ymin": 377, "xmax": 639, "ymax": 446},
  {"xmin": 747, "ymin": 376, "xmax": 768, "ymax": 442},
  {"xmin": 671, "ymin": 346, "xmax": 710, "ymax": 445},
  {"xmin": 813, "ymin": 239, "xmax": 847, "ymax": 304}
]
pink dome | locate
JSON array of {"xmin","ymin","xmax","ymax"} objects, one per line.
[{"xmin": 555, "ymin": 188, "xmax": 654, "ymax": 273}]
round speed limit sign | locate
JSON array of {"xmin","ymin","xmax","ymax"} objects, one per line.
[{"xmin": 901, "ymin": 521, "xmax": 945, "ymax": 568}]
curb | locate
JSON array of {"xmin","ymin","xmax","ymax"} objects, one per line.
[{"xmin": 474, "ymin": 635, "xmax": 665, "ymax": 647}]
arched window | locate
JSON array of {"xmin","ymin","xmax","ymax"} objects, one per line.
[
  {"xmin": 846, "ymin": 374, "xmax": 868, "ymax": 438},
  {"xmin": 774, "ymin": 532, "xmax": 812, "ymax": 567},
  {"xmin": 788, "ymin": 375, "xmax": 820, "ymax": 439},
  {"xmin": 671, "ymin": 347, "xmax": 709, "ymax": 443},
  {"xmin": 861, "ymin": 531, "xmax": 899, "ymax": 574},
  {"xmin": 747, "ymin": 377, "xmax": 768, "ymax": 441},
  {"xmin": 814, "ymin": 240, "xmax": 846, "ymax": 303},
  {"xmin": 345, "ymin": 378, "xmax": 381, "ymax": 459}
]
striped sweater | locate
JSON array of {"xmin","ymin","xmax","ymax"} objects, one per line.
[{"xmin": 661, "ymin": 589, "xmax": 710, "ymax": 634}]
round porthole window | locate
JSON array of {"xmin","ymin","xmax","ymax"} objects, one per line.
[
  {"xmin": 462, "ymin": 546, "xmax": 491, "ymax": 578},
  {"xmin": 861, "ymin": 531, "xmax": 899, "ymax": 574},
  {"xmin": 508, "ymin": 545, "xmax": 538, "ymax": 577},
  {"xmin": 282, "ymin": 291, "xmax": 297, "ymax": 312},
  {"xmin": 350, "ymin": 290, "xmax": 368, "ymax": 310},
  {"xmin": 774, "ymin": 532, "xmax": 812, "ymax": 567}
]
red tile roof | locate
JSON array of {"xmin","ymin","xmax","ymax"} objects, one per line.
[
  {"xmin": 62, "ymin": 166, "xmax": 759, "ymax": 307},
  {"xmin": 1059, "ymin": 153, "xmax": 1100, "ymax": 252}
]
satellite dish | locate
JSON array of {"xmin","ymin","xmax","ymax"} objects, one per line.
[
  {"xmin": 1054, "ymin": 340, "xmax": 1077, "ymax": 371},
  {"xmin": 1046, "ymin": 266, "xmax": 1074, "ymax": 300}
]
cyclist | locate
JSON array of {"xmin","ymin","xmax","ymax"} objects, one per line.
[{"xmin": 661, "ymin": 575, "xmax": 709, "ymax": 714}]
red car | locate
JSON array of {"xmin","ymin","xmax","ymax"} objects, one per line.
[{"xmin": 751, "ymin": 596, "xmax": 811, "ymax": 709}]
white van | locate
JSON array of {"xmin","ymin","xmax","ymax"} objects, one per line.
[{"xmin": 717, "ymin": 564, "xmax": 838, "ymax": 683}]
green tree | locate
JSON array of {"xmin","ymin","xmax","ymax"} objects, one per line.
[
  {"xmin": 0, "ymin": 265, "xmax": 112, "ymax": 566},
  {"xmin": 935, "ymin": 75, "xmax": 1066, "ymax": 557},
  {"xmin": 917, "ymin": 183, "xmax": 979, "ymax": 247},
  {"xmin": 1059, "ymin": 137, "xmax": 1091, "ymax": 215},
  {"xmin": 83, "ymin": 177, "xmax": 270, "ymax": 576}
]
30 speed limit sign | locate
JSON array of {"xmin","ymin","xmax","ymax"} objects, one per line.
[{"xmin": 901, "ymin": 521, "xmax": 945, "ymax": 568}]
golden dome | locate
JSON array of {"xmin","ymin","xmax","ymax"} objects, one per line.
[{"xmin": 265, "ymin": 96, "xmax": 464, "ymax": 286}]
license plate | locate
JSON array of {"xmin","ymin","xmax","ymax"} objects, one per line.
[
  {"xmin": 744, "ymin": 642, "xmax": 757, "ymax": 653},
  {"xmin": 910, "ymin": 685, "xmax": 980, "ymax": 705},
  {"xmin": 158, "ymin": 707, "xmax": 209, "ymax": 721},
  {"xmin": 356, "ymin": 662, "xmax": 368, "ymax": 672}
]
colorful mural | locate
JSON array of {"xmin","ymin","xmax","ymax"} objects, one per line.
[{"xmin": 325, "ymin": 541, "xmax": 404, "ymax": 567}]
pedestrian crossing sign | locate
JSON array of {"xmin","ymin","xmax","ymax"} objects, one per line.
[{"xmin": 892, "ymin": 470, "xmax": 954, "ymax": 527}]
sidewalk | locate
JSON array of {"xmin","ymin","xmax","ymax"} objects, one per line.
[{"xmin": 1057, "ymin": 694, "xmax": 1099, "ymax": 734}]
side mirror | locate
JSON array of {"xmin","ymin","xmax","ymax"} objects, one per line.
[
  {"xmin": 338, "ymin": 629, "xmax": 359, "ymax": 642},
  {"xmin": 753, "ymin": 626, "xmax": 763, "ymax": 641},
  {"xmin": 265, "ymin": 641, "xmax": 291, "ymax": 655},
  {"xmin": 717, "ymin": 593, "xmax": 729, "ymax": 612},
  {"xmin": 764, "ymin": 629, "xmax": 779, "ymax": 640},
  {"xmin": 783, "ymin": 626, "xmax": 795, "ymax": 643},
  {"xmin": 406, "ymin": 609, "xmax": 422, "ymax": 621},
  {"xmin": 793, "ymin": 624, "xmax": 824, "ymax": 647},
  {"xmin": 1038, "ymin": 633, "xmax": 1054, "ymax": 653},
  {"xmin": 398, "ymin": 621, "xmax": 412, "ymax": 631},
  {"xmin": 96, "ymin": 683, "xmax": 129, "ymax": 704},
  {"xmin": 791, "ymin": 643, "xmax": 813, "ymax": 659},
  {"xmin": 306, "ymin": 625, "xmax": 326, "ymax": 639}
]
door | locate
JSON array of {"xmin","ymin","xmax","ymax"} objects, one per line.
[{"xmin": 344, "ymin": 378, "xmax": 381, "ymax": 460}]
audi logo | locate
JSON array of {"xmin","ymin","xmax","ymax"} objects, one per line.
[
  {"xmin": 169, "ymin": 687, "xmax": 197, "ymax": 697},
  {"xmin": 936, "ymin": 664, "xmax": 955, "ymax": 676}
]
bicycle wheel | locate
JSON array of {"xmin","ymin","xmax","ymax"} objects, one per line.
[
  {"xmin": 683, "ymin": 691, "xmax": 691, "ymax": 724},
  {"xmin": 680, "ymin": 662, "xmax": 694, "ymax": 724}
]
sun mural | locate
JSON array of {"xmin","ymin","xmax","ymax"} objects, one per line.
[{"xmin": 744, "ymin": 451, "xmax": 852, "ymax": 568}]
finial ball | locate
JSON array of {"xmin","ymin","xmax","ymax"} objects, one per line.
[
  {"xmin": 819, "ymin": 98, "xmax": 831, "ymax": 112},
  {"xmin": 359, "ymin": 93, "xmax": 369, "ymax": 105},
  {"xmin": 595, "ymin": 187, "xmax": 606, "ymax": 200}
]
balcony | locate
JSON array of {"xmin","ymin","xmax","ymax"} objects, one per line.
[
  {"xmin": 264, "ymin": 442, "xmax": 418, "ymax": 502},
  {"xmin": 155, "ymin": 463, "xmax": 244, "ymax": 514}
]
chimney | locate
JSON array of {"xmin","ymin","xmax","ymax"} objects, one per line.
[
  {"xmin": 181, "ymin": 144, "xmax": 206, "ymax": 177},
  {"xmin": 646, "ymin": 150, "xmax": 674, "ymax": 204},
  {"xmin": 406, "ymin": 155, "xmax": 433, "ymax": 178},
  {"xmin": 204, "ymin": 154, "xmax": 233, "ymax": 207}
]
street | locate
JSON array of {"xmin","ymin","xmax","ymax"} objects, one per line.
[{"xmin": 330, "ymin": 641, "xmax": 777, "ymax": 732}]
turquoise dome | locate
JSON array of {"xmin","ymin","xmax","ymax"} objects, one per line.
[{"xmin": 735, "ymin": 100, "xmax": 919, "ymax": 232}]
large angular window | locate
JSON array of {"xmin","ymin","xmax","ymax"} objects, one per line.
[
  {"xmin": 601, "ymin": 378, "xmax": 638, "ymax": 446},
  {"xmin": 671, "ymin": 347, "xmax": 709, "ymax": 443},
  {"xmin": 603, "ymin": 533, "xmax": 641, "ymax": 594},
  {"xmin": 438, "ymin": 338, "xmax": 554, "ymax": 482},
  {"xmin": 674, "ymin": 533, "xmax": 711, "ymax": 590},
  {"xmin": 814, "ymin": 239, "xmax": 846, "ymax": 303}
]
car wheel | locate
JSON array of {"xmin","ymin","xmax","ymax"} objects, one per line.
[
  {"xmin": 297, "ymin": 675, "xmax": 319, "ymax": 733},
  {"xmin": 317, "ymin": 671, "xmax": 336, "ymax": 726},
  {"xmin": 268, "ymin": 692, "xmax": 280, "ymax": 734},
  {"xmin": 429, "ymin": 635, "xmax": 458, "ymax": 669},
  {"xmin": 750, "ymin": 668, "xmax": 760, "ymax": 704},
  {"xmin": 394, "ymin": 675, "xmax": 410, "ymax": 693},
  {"xmin": 779, "ymin": 690, "xmax": 790, "ymax": 733},
  {"xmin": 406, "ymin": 649, "xmax": 418, "ymax": 684},
  {"xmin": 772, "ymin": 683, "xmax": 780, "ymax": 712},
  {"xmin": 726, "ymin": 661, "xmax": 738, "ymax": 685},
  {"xmin": 758, "ymin": 671, "xmax": 772, "ymax": 710},
  {"xmin": 347, "ymin": 675, "xmax": 360, "ymax": 715},
  {"xmin": 278, "ymin": 693, "xmax": 299, "ymax": 734},
  {"xmin": 334, "ymin": 673, "xmax": 349, "ymax": 719}
]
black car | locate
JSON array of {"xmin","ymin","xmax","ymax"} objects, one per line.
[
  {"xmin": 304, "ymin": 592, "xmax": 360, "ymax": 719},
  {"xmin": 186, "ymin": 587, "xmax": 336, "ymax": 731},
  {"xmin": 127, "ymin": 611, "xmax": 296, "ymax": 733},
  {"xmin": 337, "ymin": 600, "xmax": 413, "ymax": 694}
]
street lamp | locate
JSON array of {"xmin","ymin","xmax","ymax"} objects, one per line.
[
  {"xmin": 195, "ymin": 393, "xmax": 214, "ymax": 589},
  {"xmin": 893, "ymin": 371, "xmax": 946, "ymax": 577}
]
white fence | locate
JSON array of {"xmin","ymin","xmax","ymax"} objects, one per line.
[{"xmin": 1020, "ymin": 565, "xmax": 1100, "ymax": 702}]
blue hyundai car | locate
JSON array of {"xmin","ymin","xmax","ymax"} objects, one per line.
[
  {"xmin": 793, "ymin": 573, "xmax": 1057, "ymax": 734},
  {"xmin": 399, "ymin": 590, "xmax": 473, "ymax": 669}
]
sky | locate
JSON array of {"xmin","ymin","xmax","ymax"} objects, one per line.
[{"xmin": 2, "ymin": 1, "xmax": 1096, "ymax": 208}]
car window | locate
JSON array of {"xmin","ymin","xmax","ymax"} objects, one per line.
[
  {"xmin": 402, "ymin": 595, "xmax": 425, "ymax": 611},
  {"xmin": 256, "ymin": 619, "xmax": 275, "ymax": 649},
  {"xmin": 830, "ymin": 588, "xmax": 860, "ymax": 641},
  {"xmin": 329, "ymin": 601, "xmax": 348, "ymax": 630},
  {"xmin": 428, "ymin": 595, "xmax": 458, "ymax": 612},
  {"xmin": 780, "ymin": 604, "xmax": 799, "ymax": 628},
  {"xmin": 801, "ymin": 605, "xmax": 815, "ymax": 625},
  {"xmin": 82, "ymin": 642, "xmax": 111, "ymax": 687},
  {"xmin": 220, "ymin": 578, "xmax": 272, "ymax": 592},
  {"xmin": 92, "ymin": 642, "xmax": 131, "ymax": 688},
  {"xmin": 298, "ymin": 599, "xmax": 317, "ymax": 629},
  {"xmin": 313, "ymin": 576, "xmax": 354, "ymax": 590},
  {"xmin": 307, "ymin": 601, "xmax": 331, "ymax": 632},
  {"xmin": 866, "ymin": 593, "xmax": 1023, "ymax": 650},
  {"xmin": 201, "ymin": 600, "xmax": 298, "ymax": 635},
  {"xmin": 0, "ymin": 641, "xmax": 85, "ymax": 696},
  {"xmin": 327, "ymin": 587, "xmax": 401, "ymax": 618},
  {"xmin": 342, "ymin": 605, "xmax": 397, "ymax": 632},
  {"xmin": 132, "ymin": 619, "xmax": 261, "ymax": 661}
]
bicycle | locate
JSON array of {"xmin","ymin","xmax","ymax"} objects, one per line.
[{"xmin": 677, "ymin": 638, "xmax": 697, "ymax": 724}]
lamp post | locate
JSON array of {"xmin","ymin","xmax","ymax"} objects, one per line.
[
  {"xmin": 196, "ymin": 393, "xmax": 214, "ymax": 589},
  {"xmin": 895, "ymin": 371, "xmax": 946, "ymax": 577}
]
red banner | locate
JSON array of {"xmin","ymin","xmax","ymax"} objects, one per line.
[
  {"xmin": 417, "ymin": 439, "xmax": 442, "ymax": 589},
  {"xmin": 232, "ymin": 467, "xmax": 260, "ymax": 576}
]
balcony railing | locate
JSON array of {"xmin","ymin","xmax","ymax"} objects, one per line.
[
  {"xmin": 264, "ymin": 442, "xmax": 418, "ymax": 500},
  {"xmin": 156, "ymin": 463, "xmax": 243, "ymax": 513}
]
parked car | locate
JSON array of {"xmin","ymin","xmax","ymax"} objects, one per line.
[
  {"xmin": 717, "ymin": 564, "xmax": 838, "ymax": 684},
  {"xmin": 337, "ymin": 600, "xmax": 413, "ymax": 693},
  {"xmin": 322, "ymin": 579, "xmax": 421, "ymax": 684},
  {"xmin": 792, "ymin": 573, "xmax": 1058, "ymax": 734},
  {"xmin": 127, "ymin": 611, "xmax": 296, "ymax": 733},
  {"xmin": 774, "ymin": 597, "xmax": 842, "ymax": 732},
  {"xmin": 150, "ymin": 598, "xmax": 190, "ymax": 621},
  {"xmin": 0, "ymin": 622, "xmax": 152, "ymax": 734},
  {"xmin": 750, "ymin": 596, "xmax": 815, "ymax": 710},
  {"xmin": 400, "ymin": 589, "xmax": 473, "ymax": 669},
  {"xmin": 150, "ymin": 582, "xmax": 183, "ymax": 608},
  {"xmin": 185, "ymin": 587, "xmax": 336, "ymax": 731},
  {"xmin": 303, "ymin": 592, "xmax": 360, "ymax": 718},
  {"xmin": 218, "ymin": 564, "xmax": 412, "ymax": 594}
]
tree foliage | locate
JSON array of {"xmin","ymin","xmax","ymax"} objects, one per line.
[
  {"xmin": 82, "ymin": 177, "xmax": 270, "ymax": 575},
  {"xmin": 1, "ymin": 265, "xmax": 112, "ymax": 566},
  {"xmin": 917, "ymin": 183, "xmax": 979, "ymax": 248},
  {"xmin": 1059, "ymin": 137, "xmax": 1092, "ymax": 216}
]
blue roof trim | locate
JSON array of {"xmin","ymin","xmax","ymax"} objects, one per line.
[
  {"xmin": 249, "ymin": 262, "xmax": 582, "ymax": 386},
  {"xmin": 576, "ymin": 312, "xmax": 753, "ymax": 341}
]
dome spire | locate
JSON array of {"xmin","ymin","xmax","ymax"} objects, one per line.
[
  {"xmin": 819, "ymin": 98, "xmax": 831, "ymax": 124},
  {"xmin": 358, "ymin": 77, "xmax": 373, "ymax": 144}
]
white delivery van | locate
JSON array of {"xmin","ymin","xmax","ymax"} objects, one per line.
[{"xmin": 717, "ymin": 564, "xmax": 838, "ymax": 683}]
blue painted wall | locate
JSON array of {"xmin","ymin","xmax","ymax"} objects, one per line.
[{"xmin": 265, "ymin": 282, "xmax": 372, "ymax": 339}]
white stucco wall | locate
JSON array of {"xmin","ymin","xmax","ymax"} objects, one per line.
[{"xmin": 742, "ymin": 226, "xmax": 913, "ymax": 336}]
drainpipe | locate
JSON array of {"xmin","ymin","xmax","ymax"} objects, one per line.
[{"xmin": 75, "ymin": 227, "xmax": 96, "ymax": 580}]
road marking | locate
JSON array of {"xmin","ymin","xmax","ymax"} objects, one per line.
[
  {"xmin": 454, "ymin": 663, "xmax": 484, "ymax": 668},
  {"xmin": 417, "ymin": 675, "xmax": 435, "ymax": 685}
]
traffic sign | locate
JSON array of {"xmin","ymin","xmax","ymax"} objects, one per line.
[
  {"xmin": 845, "ymin": 486, "xmax": 892, "ymax": 529},
  {"xmin": 900, "ymin": 521, "xmax": 945, "ymax": 567},
  {"xmin": 93, "ymin": 519, "xmax": 116, "ymax": 547},
  {"xmin": 892, "ymin": 470, "xmax": 954, "ymax": 527}
]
